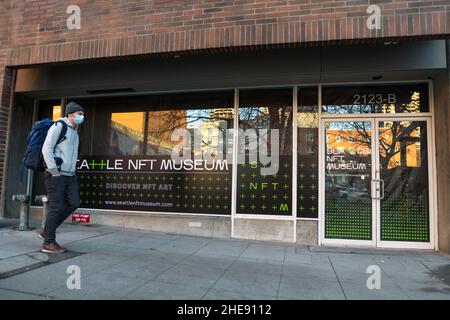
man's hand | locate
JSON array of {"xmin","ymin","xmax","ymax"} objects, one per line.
[{"xmin": 46, "ymin": 167, "xmax": 61, "ymax": 176}]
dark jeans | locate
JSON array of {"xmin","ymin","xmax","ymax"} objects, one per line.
[{"xmin": 43, "ymin": 173, "xmax": 80, "ymax": 244}]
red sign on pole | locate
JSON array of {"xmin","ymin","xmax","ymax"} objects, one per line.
[{"xmin": 72, "ymin": 212, "xmax": 91, "ymax": 224}]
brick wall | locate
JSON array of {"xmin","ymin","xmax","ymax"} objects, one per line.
[
  {"xmin": 2, "ymin": 0, "xmax": 449, "ymax": 66},
  {"xmin": 0, "ymin": 0, "xmax": 448, "ymax": 216}
]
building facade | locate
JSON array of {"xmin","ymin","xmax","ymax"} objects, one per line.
[{"xmin": 0, "ymin": 1, "xmax": 449, "ymax": 252}]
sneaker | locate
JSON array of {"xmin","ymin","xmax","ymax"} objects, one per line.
[
  {"xmin": 37, "ymin": 229, "xmax": 45, "ymax": 240},
  {"xmin": 41, "ymin": 242, "xmax": 65, "ymax": 254}
]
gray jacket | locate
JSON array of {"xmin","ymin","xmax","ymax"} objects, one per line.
[{"xmin": 42, "ymin": 118, "xmax": 79, "ymax": 176}]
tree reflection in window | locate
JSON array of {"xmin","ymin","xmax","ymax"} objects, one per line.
[
  {"xmin": 108, "ymin": 92, "xmax": 234, "ymax": 158},
  {"xmin": 238, "ymin": 89, "xmax": 293, "ymax": 157}
]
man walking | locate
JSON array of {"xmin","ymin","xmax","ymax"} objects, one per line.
[{"xmin": 40, "ymin": 102, "xmax": 85, "ymax": 253}]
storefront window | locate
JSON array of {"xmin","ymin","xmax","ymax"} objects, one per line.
[
  {"xmin": 322, "ymin": 83, "xmax": 429, "ymax": 114},
  {"xmin": 297, "ymin": 87, "xmax": 319, "ymax": 218},
  {"xmin": 76, "ymin": 91, "xmax": 234, "ymax": 214},
  {"xmin": 237, "ymin": 88, "xmax": 293, "ymax": 216}
]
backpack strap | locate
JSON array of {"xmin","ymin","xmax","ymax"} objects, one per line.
[{"xmin": 55, "ymin": 120, "xmax": 68, "ymax": 146}]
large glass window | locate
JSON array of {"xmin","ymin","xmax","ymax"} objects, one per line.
[
  {"xmin": 322, "ymin": 84, "xmax": 429, "ymax": 115},
  {"xmin": 94, "ymin": 93, "xmax": 234, "ymax": 160},
  {"xmin": 297, "ymin": 87, "xmax": 319, "ymax": 218},
  {"xmin": 91, "ymin": 92, "xmax": 234, "ymax": 214},
  {"xmin": 32, "ymin": 92, "xmax": 235, "ymax": 215},
  {"xmin": 237, "ymin": 88, "xmax": 293, "ymax": 216}
]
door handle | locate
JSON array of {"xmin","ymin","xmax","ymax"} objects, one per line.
[
  {"xmin": 380, "ymin": 179, "xmax": 385, "ymax": 200},
  {"xmin": 371, "ymin": 179, "xmax": 378, "ymax": 199}
]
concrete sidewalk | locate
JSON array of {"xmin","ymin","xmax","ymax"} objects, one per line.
[{"xmin": 0, "ymin": 219, "xmax": 449, "ymax": 300}]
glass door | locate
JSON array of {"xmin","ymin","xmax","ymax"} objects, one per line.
[
  {"xmin": 376, "ymin": 119, "xmax": 432, "ymax": 248},
  {"xmin": 321, "ymin": 118, "xmax": 433, "ymax": 249},
  {"xmin": 322, "ymin": 119, "xmax": 376, "ymax": 246}
]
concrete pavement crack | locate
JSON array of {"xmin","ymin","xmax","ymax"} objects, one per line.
[
  {"xmin": 0, "ymin": 287, "xmax": 58, "ymax": 300},
  {"xmin": 373, "ymin": 256, "xmax": 413, "ymax": 299},
  {"xmin": 328, "ymin": 256, "xmax": 348, "ymax": 300},
  {"xmin": 199, "ymin": 241, "xmax": 252, "ymax": 300},
  {"xmin": 275, "ymin": 246, "xmax": 287, "ymax": 299}
]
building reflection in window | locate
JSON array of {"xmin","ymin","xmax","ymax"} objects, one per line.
[
  {"xmin": 379, "ymin": 121, "xmax": 422, "ymax": 169},
  {"xmin": 110, "ymin": 112, "xmax": 145, "ymax": 156},
  {"xmin": 239, "ymin": 89, "xmax": 293, "ymax": 157},
  {"xmin": 107, "ymin": 92, "xmax": 234, "ymax": 158}
]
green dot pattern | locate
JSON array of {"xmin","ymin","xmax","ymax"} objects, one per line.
[
  {"xmin": 76, "ymin": 156, "xmax": 233, "ymax": 215},
  {"xmin": 381, "ymin": 196, "xmax": 429, "ymax": 242},
  {"xmin": 325, "ymin": 197, "xmax": 372, "ymax": 240}
]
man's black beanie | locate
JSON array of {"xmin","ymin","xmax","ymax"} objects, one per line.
[{"xmin": 65, "ymin": 101, "xmax": 85, "ymax": 116}]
